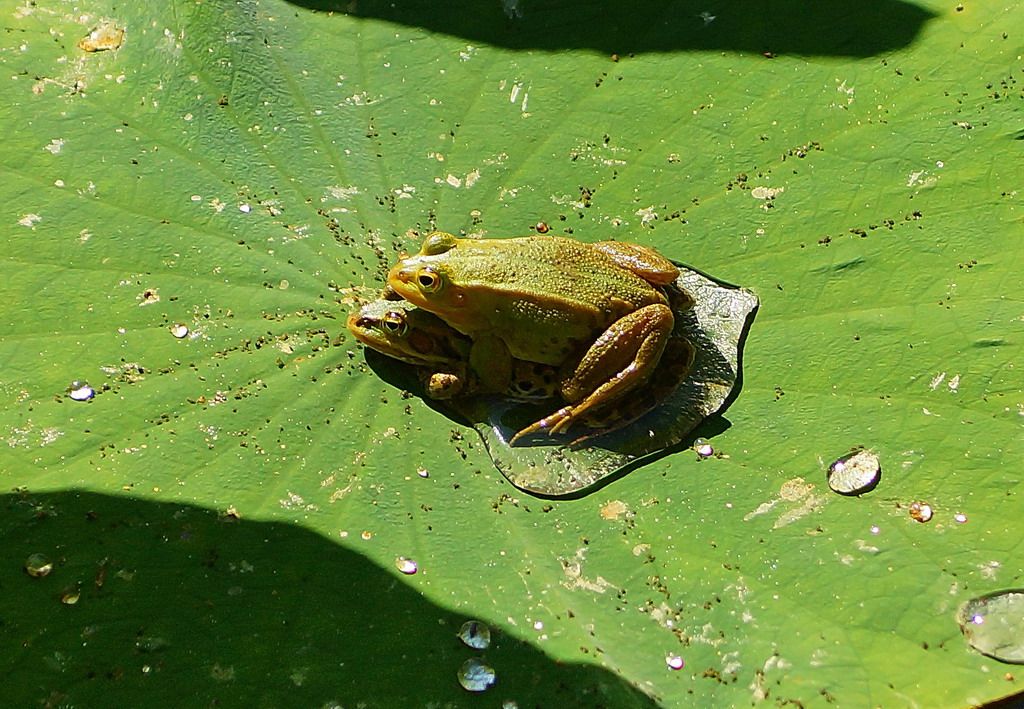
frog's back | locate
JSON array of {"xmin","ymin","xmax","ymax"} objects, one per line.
[
  {"xmin": 452, "ymin": 236, "xmax": 662, "ymax": 310},
  {"xmin": 445, "ymin": 237, "xmax": 666, "ymax": 362}
]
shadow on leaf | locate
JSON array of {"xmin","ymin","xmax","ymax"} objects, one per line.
[
  {"xmin": 1, "ymin": 490, "xmax": 659, "ymax": 708},
  {"xmin": 291, "ymin": 0, "xmax": 936, "ymax": 57}
]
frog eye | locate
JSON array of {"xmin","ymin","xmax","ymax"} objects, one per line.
[
  {"xmin": 382, "ymin": 311, "xmax": 408, "ymax": 336},
  {"xmin": 415, "ymin": 266, "xmax": 443, "ymax": 292}
]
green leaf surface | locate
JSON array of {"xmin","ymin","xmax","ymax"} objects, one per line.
[{"xmin": 1, "ymin": 0, "xmax": 1021, "ymax": 706}]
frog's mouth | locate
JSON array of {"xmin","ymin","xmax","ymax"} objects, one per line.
[
  {"xmin": 385, "ymin": 265, "xmax": 420, "ymax": 300},
  {"xmin": 387, "ymin": 264, "xmax": 468, "ymax": 320}
]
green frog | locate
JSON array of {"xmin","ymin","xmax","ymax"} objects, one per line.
[
  {"xmin": 346, "ymin": 298, "xmax": 557, "ymax": 401},
  {"xmin": 347, "ymin": 297, "xmax": 695, "ymax": 445},
  {"xmin": 386, "ymin": 232, "xmax": 693, "ymax": 444}
]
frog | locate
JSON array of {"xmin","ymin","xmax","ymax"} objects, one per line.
[
  {"xmin": 386, "ymin": 231, "xmax": 694, "ymax": 444},
  {"xmin": 348, "ymin": 297, "xmax": 696, "ymax": 446},
  {"xmin": 346, "ymin": 298, "xmax": 558, "ymax": 401}
]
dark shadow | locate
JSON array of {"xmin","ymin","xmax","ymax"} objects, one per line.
[
  {"xmin": 980, "ymin": 689, "xmax": 1024, "ymax": 709},
  {"xmin": 0, "ymin": 490, "xmax": 658, "ymax": 708},
  {"xmin": 291, "ymin": 0, "xmax": 936, "ymax": 58},
  {"xmin": 364, "ymin": 347, "xmax": 477, "ymax": 427}
]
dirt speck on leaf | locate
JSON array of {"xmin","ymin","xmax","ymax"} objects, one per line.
[{"xmin": 78, "ymin": 23, "xmax": 125, "ymax": 52}]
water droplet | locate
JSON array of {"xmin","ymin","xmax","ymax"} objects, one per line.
[
  {"xmin": 502, "ymin": 701, "xmax": 519, "ymax": 709},
  {"xmin": 458, "ymin": 620, "xmax": 491, "ymax": 649},
  {"xmin": 457, "ymin": 658, "xmax": 496, "ymax": 692},
  {"xmin": 67, "ymin": 381, "xmax": 95, "ymax": 401},
  {"xmin": 24, "ymin": 553, "xmax": 53, "ymax": 578},
  {"xmin": 954, "ymin": 512, "xmax": 968, "ymax": 524},
  {"xmin": 170, "ymin": 323, "xmax": 189, "ymax": 339},
  {"xmin": 826, "ymin": 449, "xmax": 880, "ymax": 495},
  {"xmin": 278, "ymin": 279, "xmax": 289, "ymax": 290},
  {"xmin": 958, "ymin": 590, "xmax": 1024, "ymax": 664},
  {"xmin": 666, "ymin": 653, "xmax": 685, "ymax": 670},
  {"xmin": 417, "ymin": 467, "xmax": 429, "ymax": 478},
  {"xmin": 693, "ymin": 438, "xmax": 714, "ymax": 458},
  {"xmin": 60, "ymin": 586, "xmax": 80, "ymax": 604},
  {"xmin": 239, "ymin": 203, "xmax": 251, "ymax": 214},
  {"xmin": 360, "ymin": 530, "xmax": 372, "ymax": 541},
  {"xmin": 909, "ymin": 501, "xmax": 933, "ymax": 523},
  {"xmin": 395, "ymin": 557, "xmax": 418, "ymax": 575}
]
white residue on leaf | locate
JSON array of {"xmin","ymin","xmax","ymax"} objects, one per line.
[
  {"xmin": 325, "ymin": 185, "xmax": 361, "ymax": 201},
  {"xmin": 393, "ymin": 184, "xmax": 416, "ymax": 199},
  {"xmin": 751, "ymin": 653, "xmax": 792, "ymax": 700},
  {"xmin": 636, "ymin": 206, "xmax": 658, "ymax": 226},
  {"xmin": 459, "ymin": 45, "xmax": 477, "ymax": 61},
  {"xmin": 18, "ymin": 213, "xmax": 42, "ymax": 228},
  {"xmin": 507, "ymin": 81, "xmax": 530, "ymax": 113},
  {"xmin": 437, "ymin": 170, "xmax": 481, "ymax": 189},
  {"xmin": 835, "ymin": 79, "xmax": 855, "ymax": 105},
  {"xmin": 907, "ymin": 170, "xmax": 938, "ymax": 188},
  {"xmin": 283, "ymin": 223, "xmax": 310, "ymax": 242},
  {"xmin": 928, "ymin": 372, "xmax": 945, "ymax": 390},
  {"xmin": 978, "ymin": 560, "xmax": 1001, "ymax": 580},
  {"xmin": 947, "ymin": 373, "xmax": 961, "ymax": 392},
  {"xmin": 559, "ymin": 548, "xmax": 614, "ymax": 593},
  {"xmin": 39, "ymin": 427, "xmax": 63, "ymax": 446},
  {"xmin": 44, "ymin": 138, "xmax": 65, "ymax": 154},
  {"xmin": 853, "ymin": 539, "xmax": 880, "ymax": 554},
  {"xmin": 568, "ymin": 140, "xmax": 628, "ymax": 167},
  {"xmin": 160, "ymin": 27, "xmax": 183, "ymax": 54},
  {"xmin": 743, "ymin": 477, "xmax": 826, "ymax": 529},
  {"xmin": 340, "ymin": 92, "xmax": 379, "ymax": 106},
  {"xmin": 279, "ymin": 491, "xmax": 318, "ymax": 512},
  {"xmin": 751, "ymin": 186, "xmax": 784, "ymax": 200},
  {"xmin": 7, "ymin": 422, "xmax": 64, "ymax": 449},
  {"xmin": 551, "ymin": 193, "xmax": 586, "ymax": 210},
  {"xmin": 600, "ymin": 499, "xmax": 630, "ymax": 520}
]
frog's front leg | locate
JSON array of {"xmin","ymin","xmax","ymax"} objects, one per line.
[
  {"xmin": 421, "ymin": 368, "xmax": 468, "ymax": 399},
  {"xmin": 509, "ymin": 303, "xmax": 674, "ymax": 445},
  {"xmin": 468, "ymin": 333, "xmax": 514, "ymax": 394}
]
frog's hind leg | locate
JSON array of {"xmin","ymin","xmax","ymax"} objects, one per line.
[
  {"xmin": 592, "ymin": 241, "xmax": 679, "ymax": 286},
  {"xmin": 567, "ymin": 335, "xmax": 695, "ymax": 448},
  {"xmin": 509, "ymin": 304, "xmax": 674, "ymax": 445}
]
